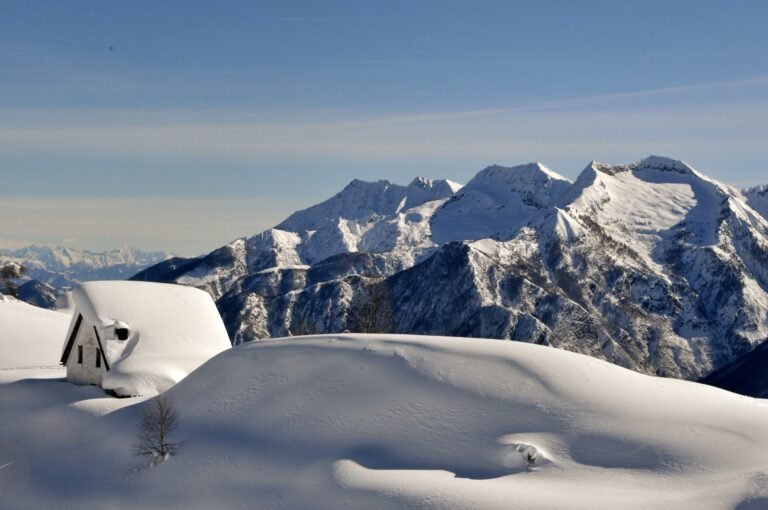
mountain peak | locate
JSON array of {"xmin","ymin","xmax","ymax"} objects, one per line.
[
  {"xmin": 465, "ymin": 162, "xmax": 571, "ymax": 206},
  {"xmin": 477, "ymin": 162, "xmax": 570, "ymax": 183},
  {"xmin": 430, "ymin": 162, "xmax": 572, "ymax": 244},
  {"xmin": 407, "ymin": 176, "xmax": 463, "ymax": 198},
  {"xmin": 344, "ymin": 178, "xmax": 393, "ymax": 191},
  {"xmin": 277, "ymin": 174, "xmax": 458, "ymax": 236},
  {"xmin": 634, "ymin": 155, "xmax": 695, "ymax": 174},
  {"xmin": 408, "ymin": 176, "xmax": 433, "ymax": 189},
  {"xmin": 586, "ymin": 156, "xmax": 696, "ymax": 178},
  {"xmin": 744, "ymin": 184, "xmax": 768, "ymax": 221},
  {"xmin": 744, "ymin": 184, "xmax": 768, "ymax": 197}
]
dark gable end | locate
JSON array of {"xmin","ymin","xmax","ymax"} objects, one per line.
[
  {"xmin": 92, "ymin": 326, "xmax": 110, "ymax": 371},
  {"xmin": 60, "ymin": 314, "xmax": 83, "ymax": 365}
]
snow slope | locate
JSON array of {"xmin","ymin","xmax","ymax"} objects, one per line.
[
  {"xmin": 431, "ymin": 162, "xmax": 571, "ymax": 243},
  {"xmin": 0, "ymin": 296, "xmax": 71, "ymax": 369},
  {"xmin": 1, "ymin": 334, "xmax": 767, "ymax": 509}
]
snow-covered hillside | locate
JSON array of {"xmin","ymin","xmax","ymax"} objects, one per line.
[
  {"xmin": 1, "ymin": 334, "xmax": 767, "ymax": 509},
  {"xmin": 0, "ymin": 245, "xmax": 174, "ymax": 290},
  {"xmin": 134, "ymin": 156, "xmax": 768, "ymax": 381},
  {"xmin": 0, "ymin": 295, "xmax": 71, "ymax": 369}
]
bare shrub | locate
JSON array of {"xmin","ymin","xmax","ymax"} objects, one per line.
[{"xmin": 133, "ymin": 396, "xmax": 179, "ymax": 466}]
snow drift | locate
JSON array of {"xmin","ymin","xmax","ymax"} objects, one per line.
[
  {"xmin": 1, "ymin": 334, "xmax": 767, "ymax": 509},
  {"xmin": 0, "ymin": 295, "xmax": 71, "ymax": 369}
]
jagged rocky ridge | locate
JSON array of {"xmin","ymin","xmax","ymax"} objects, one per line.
[{"xmin": 133, "ymin": 157, "xmax": 768, "ymax": 380}]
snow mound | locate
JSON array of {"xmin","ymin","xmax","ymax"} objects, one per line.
[
  {"xmin": 2, "ymin": 334, "xmax": 768, "ymax": 508},
  {"xmin": 165, "ymin": 335, "xmax": 768, "ymax": 507},
  {"xmin": 71, "ymin": 281, "xmax": 231, "ymax": 396},
  {"xmin": 0, "ymin": 296, "xmax": 71, "ymax": 369}
]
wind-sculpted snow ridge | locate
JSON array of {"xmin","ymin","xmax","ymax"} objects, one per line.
[
  {"xmin": 2, "ymin": 335, "xmax": 768, "ymax": 509},
  {"xmin": 134, "ymin": 156, "xmax": 768, "ymax": 383}
]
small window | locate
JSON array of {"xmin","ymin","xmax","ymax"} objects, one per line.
[
  {"xmin": 116, "ymin": 328, "xmax": 129, "ymax": 340},
  {"xmin": 77, "ymin": 345, "xmax": 83, "ymax": 364},
  {"xmin": 95, "ymin": 349, "xmax": 101, "ymax": 368}
]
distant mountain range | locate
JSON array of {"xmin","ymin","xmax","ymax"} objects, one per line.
[
  {"xmin": 133, "ymin": 155, "xmax": 768, "ymax": 383},
  {"xmin": 0, "ymin": 245, "xmax": 173, "ymax": 307}
]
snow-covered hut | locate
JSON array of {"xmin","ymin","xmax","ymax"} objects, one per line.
[{"xmin": 60, "ymin": 281, "xmax": 231, "ymax": 397}]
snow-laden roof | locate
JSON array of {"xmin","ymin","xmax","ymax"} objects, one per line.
[{"xmin": 71, "ymin": 281, "xmax": 231, "ymax": 396}]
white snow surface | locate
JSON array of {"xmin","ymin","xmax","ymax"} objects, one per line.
[
  {"xmin": 1, "ymin": 333, "xmax": 767, "ymax": 509},
  {"xmin": 71, "ymin": 281, "xmax": 231, "ymax": 396},
  {"xmin": 0, "ymin": 296, "xmax": 71, "ymax": 369},
  {"xmin": 268, "ymin": 177, "xmax": 461, "ymax": 266},
  {"xmin": 562, "ymin": 156, "xmax": 767, "ymax": 273},
  {"xmin": 431, "ymin": 162, "xmax": 572, "ymax": 244}
]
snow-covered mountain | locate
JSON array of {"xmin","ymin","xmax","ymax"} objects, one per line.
[
  {"xmin": 0, "ymin": 245, "xmax": 174, "ymax": 291},
  {"xmin": 431, "ymin": 162, "xmax": 570, "ymax": 243},
  {"xmin": 134, "ymin": 156, "xmax": 768, "ymax": 381},
  {"xmin": 744, "ymin": 184, "xmax": 768, "ymax": 221}
]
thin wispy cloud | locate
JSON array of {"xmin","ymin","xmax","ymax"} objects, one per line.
[{"xmin": 2, "ymin": 75, "xmax": 767, "ymax": 162}]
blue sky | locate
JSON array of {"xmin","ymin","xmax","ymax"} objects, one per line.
[{"xmin": 1, "ymin": 0, "xmax": 767, "ymax": 254}]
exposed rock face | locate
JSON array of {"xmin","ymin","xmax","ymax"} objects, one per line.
[
  {"xmin": 134, "ymin": 157, "xmax": 768, "ymax": 380},
  {"xmin": 701, "ymin": 339, "xmax": 768, "ymax": 398},
  {"xmin": 16, "ymin": 279, "xmax": 57, "ymax": 309}
]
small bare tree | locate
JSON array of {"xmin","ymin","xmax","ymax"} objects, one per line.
[{"xmin": 133, "ymin": 396, "xmax": 179, "ymax": 466}]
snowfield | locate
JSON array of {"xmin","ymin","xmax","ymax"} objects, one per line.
[
  {"xmin": 1, "ymin": 333, "xmax": 768, "ymax": 509},
  {"xmin": 0, "ymin": 296, "xmax": 71, "ymax": 370}
]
